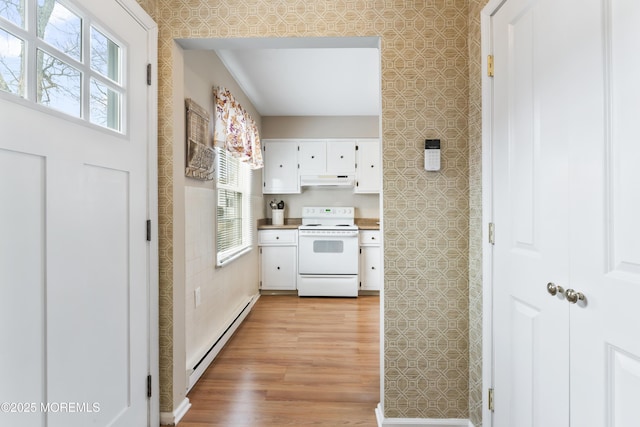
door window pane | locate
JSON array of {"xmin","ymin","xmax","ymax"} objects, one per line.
[
  {"xmin": 90, "ymin": 78, "xmax": 121, "ymax": 131},
  {"xmin": 37, "ymin": 49, "xmax": 80, "ymax": 117},
  {"xmin": 0, "ymin": 28, "xmax": 24, "ymax": 96},
  {"xmin": 37, "ymin": 0, "xmax": 81, "ymax": 61},
  {"xmin": 0, "ymin": 0, "xmax": 25, "ymax": 27},
  {"xmin": 90, "ymin": 27, "xmax": 120, "ymax": 83}
]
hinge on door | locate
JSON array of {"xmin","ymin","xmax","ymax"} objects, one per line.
[
  {"xmin": 487, "ymin": 55, "xmax": 494, "ymax": 77},
  {"xmin": 146, "ymin": 220, "xmax": 151, "ymax": 242},
  {"xmin": 146, "ymin": 64, "xmax": 152, "ymax": 86},
  {"xmin": 147, "ymin": 375, "xmax": 152, "ymax": 398},
  {"xmin": 488, "ymin": 388, "xmax": 494, "ymax": 411},
  {"xmin": 488, "ymin": 222, "xmax": 495, "ymax": 245}
]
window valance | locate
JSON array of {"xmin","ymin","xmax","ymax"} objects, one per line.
[{"xmin": 213, "ymin": 86, "xmax": 263, "ymax": 170}]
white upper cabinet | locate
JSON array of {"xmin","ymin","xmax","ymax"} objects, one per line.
[
  {"xmin": 355, "ymin": 139, "xmax": 381, "ymax": 193},
  {"xmin": 326, "ymin": 140, "xmax": 356, "ymax": 174},
  {"xmin": 299, "ymin": 139, "xmax": 356, "ymax": 175},
  {"xmin": 262, "ymin": 139, "xmax": 300, "ymax": 194}
]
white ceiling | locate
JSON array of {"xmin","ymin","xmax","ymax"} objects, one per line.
[{"xmin": 177, "ymin": 37, "xmax": 381, "ymax": 117}]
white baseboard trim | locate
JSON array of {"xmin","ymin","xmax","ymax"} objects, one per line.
[
  {"xmin": 187, "ymin": 294, "xmax": 259, "ymax": 391},
  {"xmin": 160, "ymin": 398, "xmax": 191, "ymax": 426},
  {"xmin": 375, "ymin": 403, "xmax": 471, "ymax": 427}
]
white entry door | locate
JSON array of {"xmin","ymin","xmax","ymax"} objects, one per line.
[
  {"xmin": 490, "ymin": 0, "xmax": 640, "ymax": 426},
  {"xmin": 0, "ymin": 0, "xmax": 155, "ymax": 426}
]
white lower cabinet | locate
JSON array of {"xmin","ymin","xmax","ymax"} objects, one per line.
[
  {"xmin": 359, "ymin": 230, "xmax": 381, "ymax": 291},
  {"xmin": 258, "ymin": 229, "xmax": 297, "ymax": 291}
]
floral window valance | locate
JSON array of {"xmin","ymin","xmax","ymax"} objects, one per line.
[{"xmin": 213, "ymin": 86, "xmax": 263, "ymax": 170}]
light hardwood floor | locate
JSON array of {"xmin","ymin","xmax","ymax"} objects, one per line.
[{"xmin": 179, "ymin": 295, "xmax": 380, "ymax": 426}]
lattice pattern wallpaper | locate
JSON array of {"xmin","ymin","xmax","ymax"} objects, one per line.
[
  {"xmin": 136, "ymin": 0, "xmax": 476, "ymax": 420},
  {"xmin": 468, "ymin": 1, "xmax": 490, "ymax": 425}
]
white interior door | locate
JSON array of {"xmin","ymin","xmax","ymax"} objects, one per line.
[
  {"xmin": 0, "ymin": 1, "xmax": 153, "ymax": 426},
  {"xmin": 491, "ymin": 0, "xmax": 640, "ymax": 426},
  {"xmin": 568, "ymin": 1, "xmax": 640, "ymax": 425},
  {"xmin": 492, "ymin": 0, "xmax": 571, "ymax": 425}
]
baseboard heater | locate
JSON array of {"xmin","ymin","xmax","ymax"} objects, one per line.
[{"xmin": 187, "ymin": 294, "xmax": 259, "ymax": 392}]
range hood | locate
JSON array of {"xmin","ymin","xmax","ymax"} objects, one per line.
[{"xmin": 299, "ymin": 175, "xmax": 355, "ymax": 187}]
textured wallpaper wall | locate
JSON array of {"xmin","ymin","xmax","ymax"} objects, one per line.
[
  {"xmin": 468, "ymin": 1, "xmax": 489, "ymax": 425},
  {"xmin": 137, "ymin": 0, "xmax": 474, "ymax": 420}
]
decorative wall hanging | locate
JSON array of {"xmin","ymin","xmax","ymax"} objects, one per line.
[
  {"xmin": 185, "ymin": 98, "xmax": 216, "ymax": 180},
  {"xmin": 213, "ymin": 86, "xmax": 263, "ymax": 169}
]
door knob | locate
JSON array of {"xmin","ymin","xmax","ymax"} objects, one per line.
[
  {"xmin": 565, "ymin": 289, "xmax": 585, "ymax": 304},
  {"xmin": 547, "ymin": 282, "xmax": 564, "ymax": 296}
]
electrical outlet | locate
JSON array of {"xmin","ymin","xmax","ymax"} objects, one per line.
[{"xmin": 194, "ymin": 287, "xmax": 201, "ymax": 307}]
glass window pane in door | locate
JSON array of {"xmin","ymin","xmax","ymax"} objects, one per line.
[
  {"xmin": 37, "ymin": 49, "xmax": 80, "ymax": 117},
  {"xmin": 90, "ymin": 78, "xmax": 121, "ymax": 131},
  {"xmin": 90, "ymin": 27, "xmax": 120, "ymax": 83},
  {"xmin": 37, "ymin": 0, "xmax": 81, "ymax": 61},
  {"xmin": 0, "ymin": 0, "xmax": 25, "ymax": 27},
  {"xmin": 0, "ymin": 28, "xmax": 24, "ymax": 96}
]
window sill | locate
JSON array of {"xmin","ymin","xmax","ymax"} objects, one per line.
[{"xmin": 216, "ymin": 245, "xmax": 253, "ymax": 267}]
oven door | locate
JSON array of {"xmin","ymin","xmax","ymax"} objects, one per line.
[{"xmin": 298, "ymin": 231, "xmax": 359, "ymax": 275}]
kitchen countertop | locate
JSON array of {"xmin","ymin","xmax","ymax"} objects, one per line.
[{"xmin": 257, "ymin": 218, "xmax": 379, "ymax": 230}]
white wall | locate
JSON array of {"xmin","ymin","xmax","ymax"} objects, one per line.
[{"xmin": 182, "ymin": 49, "xmax": 262, "ymax": 372}]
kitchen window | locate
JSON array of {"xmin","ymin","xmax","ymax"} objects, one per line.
[{"xmin": 216, "ymin": 146, "xmax": 253, "ymax": 266}]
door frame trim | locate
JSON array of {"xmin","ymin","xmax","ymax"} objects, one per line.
[
  {"xmin": 480, "ymin": 1, "xmax": 508, "ymax": 426},
  {"xmin": 113, "ymin": 0, "xmax": 159, "ymax": 425}
]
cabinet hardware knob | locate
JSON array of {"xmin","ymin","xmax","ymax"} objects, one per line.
[
  {"xmin": 311, "ymin": 155, "xmax": 315, "ymax": 158},
  {"xmin": 277, "ymin": 266, "xmax": 280, "ymax": 270},
  {"xmin": 340, "ymin": 155, "xmax": 344, "ymax": 158},
  {"xmin": 371, "ymin": 266, "xmax": 375, "ymax": 270},
  {"xmin": 279, "ymin": 164, "xmax": 283, "ymax": 168},
  {"xmin": 371, "ymin": 164, "xmax": 374, "ymax": 168},
  {"xmin": 546, "ymin": 282, "xmax": 564, "ymax": 296},
  {"xmin": 565, "ymin": 289, "xmax": 585, "ymax": 304},
  {"xmin": 276, "ymin": 236, "xmax": 279, "ymax": 239}
]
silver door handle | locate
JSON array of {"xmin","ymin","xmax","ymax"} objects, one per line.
[
  {"xmin": 547, "ymin": 282, "xmax": 564, "ymax": 296},
  {"xmin": 565, "ymin": 289, "xmax": 585, "ymax": 304}
]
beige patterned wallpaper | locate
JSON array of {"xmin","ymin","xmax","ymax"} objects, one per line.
[
  {"xmin": 137, "ymin": 0, "xmax": 476, "ymax": 420},
  {"xmin": 468, "ymin": 1, "xmax": 489, "ymax": 425}
]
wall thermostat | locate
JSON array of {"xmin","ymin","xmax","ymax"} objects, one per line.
[{"xmin": 424, "ymin": 139, "xmax": 441, "ymax": 171}]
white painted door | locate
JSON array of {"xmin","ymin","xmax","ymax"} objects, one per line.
[
  {"xmin": 568, "ymin": 1, "xmax": 640, "ymax": 425},
  {"xmin": 492, "ymin": 0, "xmax": 571, "ymax": 425},
  {"xmin": 0, "ymin": 1, "xmax": 153, "ymax": 426},
  {"xmin": 491, "ymin": 0, "xmax": 640, "ymax": 426}
]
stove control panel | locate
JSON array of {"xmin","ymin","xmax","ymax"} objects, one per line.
[{"xmin": 301, "ymin": 207, "xmax": 354, "ymax": 218}]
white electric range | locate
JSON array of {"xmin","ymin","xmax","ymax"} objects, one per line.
[{"xmin": 297, "ymin": 207, "xmax": 359, "ymax": 297}]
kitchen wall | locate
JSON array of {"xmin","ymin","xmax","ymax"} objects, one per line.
[
  {"xmin": 181, "ymin": 50, "xmax": 263, "ymax": 373},
  {"xmin": 138, "ymin": 0, "xmax": 473, "ymax": 422},
  {"xmin": 262, "ymin": 115, "xmax": 381, "ymax": 220}
]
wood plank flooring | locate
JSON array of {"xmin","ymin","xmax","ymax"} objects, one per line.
[{"xmin": 179, "ymin": 295, "xmax": 380, "ymax": 427}]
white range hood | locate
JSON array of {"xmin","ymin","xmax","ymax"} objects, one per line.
[{"xmin": 299, "ymin": 175, "xmax": 355, "ymax": 187}]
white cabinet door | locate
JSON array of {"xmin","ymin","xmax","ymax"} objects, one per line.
[
  {"xmin": 260, "ymin": 246, "xmax": 297, "ymax": 290},
  {"xmin": 326, "ymin": 140, "xmax": 356, "ymax": 174},
  {"xmin": 299, "ymin": 139, "xmax": 356, "ymax": 175},
  {"xmin": 355, "ymin": 139, "xmax": 381, "ymax": 193},
  {"xmin": 298, "ymin": 140, "xmax": 326, "ymax": 174},
  {"xmin": 262, "ymin": 140, "xmax": 299, "ymax": 194},
  {"xmin": 360, "ymin": 246, "xmax": 381, "ymax": 291}
]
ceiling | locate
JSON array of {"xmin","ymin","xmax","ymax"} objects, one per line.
[{"xmin": 177, "ymin": 37, "xmax": 381, "ymax": 117}]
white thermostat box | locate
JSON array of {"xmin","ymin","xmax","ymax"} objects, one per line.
[{"xmin": 424, "ymin": 139, "xmax": 441, "ymax": 171}]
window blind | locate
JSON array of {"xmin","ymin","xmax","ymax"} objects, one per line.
[{"xmin": 216, "ymin": 147, "xmax": 253, "ymax": 266}]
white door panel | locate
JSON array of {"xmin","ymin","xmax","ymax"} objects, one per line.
[
  {"xmin": 493, "ymin": 0, "xmax": 571, "ymax": 425},
  {"xmin": 0, "ymin": 0, "xmax": 152, "ymax": 425},
  {"xmin": 492, "ymin": 0, "xmax": 640, "ymax": 425}
]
